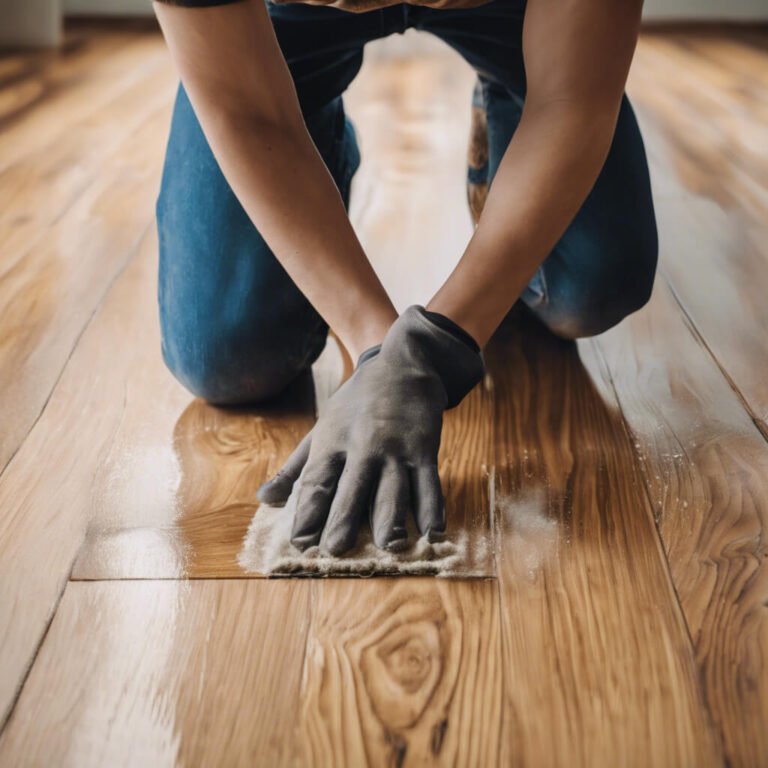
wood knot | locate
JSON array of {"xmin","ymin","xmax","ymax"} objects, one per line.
[
  {"xmin": 383, "ymin": 635, "xmax": 433, "ymax": 694},
  {"xmin": 362, "ymin": 619, "xmax": 443, "ymax": 731}
]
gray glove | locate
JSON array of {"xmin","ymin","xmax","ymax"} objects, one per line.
[{"xmin": 256, "ymin": 305, "xmax": 485, "ymax": 555}]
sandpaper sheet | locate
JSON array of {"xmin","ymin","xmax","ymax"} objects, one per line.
[{"xmin": 238, "ymin": 501, "xmax": 496, "ymax": 578}]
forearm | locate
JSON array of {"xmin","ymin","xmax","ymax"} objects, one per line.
[
  {"xmin": 428, "ymin": 100, "xmax": 618, "ymax": 346},
  {"xmin": 154, "ymin": 1, "xmax": 397, "ymax": 361},
  {"xmin": 203, "ymin": 109, "xmax": 397, "ymax": 359},
  {"xmin": 428, "ymin": 0, "xmax": 641, "ymax": 347}
]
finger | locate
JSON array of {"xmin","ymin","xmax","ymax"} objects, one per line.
[
  {"xmin": 412, "ymin": 464, "xmax": 445, "ymax": 541},
  {"xmin": 370, "ymin": 461, "xmax": 409, "ymax": 551},
  {"xmin": 290, "ymin": 453, "xmax": 344, "ymax": 550},
  {"xmin": 257, "ymin": 431, "xmax": 312, "ymax": 505},
  {"xmin": 320, "ymin": 459, "xmax": 377, "ymax": 556}
]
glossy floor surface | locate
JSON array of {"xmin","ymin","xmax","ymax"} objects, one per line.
[{"xmin": 0, "ymin": 19, "xmax": 767, "ymax": 768}]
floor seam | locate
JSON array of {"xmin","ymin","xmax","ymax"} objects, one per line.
[
  {"xmin": 0, "ymin": 220, "xmax": 154, "ymax": 483},
  {"xmin": 590, "ymin": 336, "xmax": 728, "ymax": 766},
  {"xmin": 0, "ymin": 560, "xmax": 77, "ymax": 737},
  {"xmin": 0, "ymin": 220, "xmax": 154, "ymax": 736},
  {"xmin": 0, "ymin": 81, "xmax": 171, "ymax": 287},
  {"xmin": 661, "ymin": 270, "xmax": 768, "ymax": 444}
]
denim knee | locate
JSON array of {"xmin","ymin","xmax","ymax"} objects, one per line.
[
  {"xmin": 154, "ymin": 86, "xmax": 342, "ymax": 405},
  {"xmin": 161, "ymin": 317, "xmax": 327, "ymax": 405},
  {"xmin": 541, "ymin": 225, "xmax": 658, "ymax": 340}
]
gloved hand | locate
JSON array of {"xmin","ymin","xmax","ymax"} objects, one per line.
[{"xmin": 256, "ymin": 305, "xmax": 485, "ymax": 555}]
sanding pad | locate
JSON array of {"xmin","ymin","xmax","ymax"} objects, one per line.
[{"xmin": 238, "ymin": 502, "xmax": 496, "ymax": 578}]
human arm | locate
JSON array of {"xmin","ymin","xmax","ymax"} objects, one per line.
[
  {"xmin": 427, "ymin": 0, "xmax": 644, "ymax": 346},
  {"xmin": 258, "ymin": 0, "xmax": 643, "ymax": 555},
  {"xmin": 154, "ymin": 1, "xmax": 481, "ymax": 555},
  {"xmin": 152, "ymin": 0, "xmax": 397, "ymax": 361}
]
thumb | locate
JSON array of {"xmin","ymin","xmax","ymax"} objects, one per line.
[{"xmin": 257, "ymin": 430, "xmax": 312, "ymax": 505}]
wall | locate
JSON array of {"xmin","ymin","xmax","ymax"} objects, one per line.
[
  {"xmin": 0, "ymin": 0, "xmax": 61, "ymax": 46},
  {"xmin": 64, "ymin": 0, "xmax": 148, "ymax": 13},
  {"xmin": 643, "ymin": 0, "xmax": 768, "ymax": 21},
  {"xmin": 60, "ymin": 0, "xmax": 768, "ymax": 19}
]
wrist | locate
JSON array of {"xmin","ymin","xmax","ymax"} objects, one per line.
[
  {"xmin": 424, "ymin": 294, "xmax": 489, "ymax": 350},
  {"xmin": 339, "ymin": 306, "xmax": 397, "ymax": 363}
]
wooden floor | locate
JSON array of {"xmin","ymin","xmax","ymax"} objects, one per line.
[{"xmin": 0, "ymin": 19, "xmax": 766, "ymax": 768}]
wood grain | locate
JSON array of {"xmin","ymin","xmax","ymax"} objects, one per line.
[
  {"xmin": 0, "ymin": 104, "xmax": 173, "ymax": 473},
  {"xmin": 487, "ymin": 312, "xmax": 723, "ymax": 767},
  {"xmin": 301, "ymin": 258, "xmax": 498, "ymax": 765},
  {"xmin": 1, "ymin": 22, "xmax": 766, "ymax": 768},
  {"xmin": 629, "ymin": 29, "xmax": 768, "ymax": 433},
  {"xmin": 621, "ymin": 41, "xmax": 768, "ymax": 764},
  {"xmin": 0, "ymin": 22, "xmax": 166, "ymax": 169},
  {"xmin": 0, "ymin": 580, "xmax": 309, "ymax": 767},
  {"xmin": 631, "ymin": 30, "xmax": 768, "ymax": 213},
  {"xmin": 0, "ymin": 230, "xmax": 175, "ymax": 725},
  {"xmin": 592, "ymin": 266, "xmax": 768, "ymax": 766},
  {"xmin": 0, "ymin": 219, "xmax": 318, "ymax": 728},
  {"xmin": 0, "ymin": 102, "xmax": 178, "ymax": 466},
  {"xmin": 0, "ymin": 28, "xmax": 176, "ymax": 474},
  {"xmin": 302, "ymin": 579, "xmax": 503, "ymax": 768},
  {"xmin": 0, "ymin": 45, "xmax": 170, "ymax": 274},
  {"xmin": 344, "ymin": 32, "xmax": 477, "ymax": 312}
]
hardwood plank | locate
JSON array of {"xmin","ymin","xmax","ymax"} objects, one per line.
[
  {"xmin": 0, "ymin": 41, "xmax": 172, "ymax": 274},
  {"xmin": 302, "ymin": 579, "xmax": 503, "ymax": 767},
  {"xmin": 71, "ymin": 372, "xmax": 319, "ymax": 580},
  {"xmin": 0, "ymin": 579, "xmax": 309, "ymax": 767},
  {"xmin": 592, "ymin": 261, "xmax": 768, "ymax": 765},
  {"xmin": 653, "ymin": 166, "xmax": 768, "ymax": 434},
  {"xmin": 0, "ymin": 229, "xmax": 186, "ymax": 725},
  {"xmin": 3, "ymin": 25, "xmax": 760, "ymax": 766},
  {"xmin": 0, "ymin": 24, "xmax": 166, "ymax": 170},
  {"xmin": 486, "ymin": 313, "xmax": 723, "ymax": 767},
  {"xmin": 0, "ymin": 94, "xmax": 174, "ymax": 473},
  {"xmin": 628, "ymin": 30, "xmax": 768, "ymax": 433},
  {"xmin": 0, "ymin": 221, "xmax": 321, "ymax": 721},
  {"xmin": 0, "ymin": 30, "xmax": 100, "ymax": 123},
  {"xmin": 679, "ymin": 30, "xmax": 768, "ymax": 88},
  {"xmin": 344, "ymin": 32, "xmax": 476, "ymax": 311},
  {"xmin": 299, "ymin": 217, "xmax": 498, "ymax": 765},
  {"xmin": 630, "ymin": 38, "xmax": 768, "ymax": 220},
  {"xmin": 0, "ymin": 574, "xmax": 500, "ymax": 767}
]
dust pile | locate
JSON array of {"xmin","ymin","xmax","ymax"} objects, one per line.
[{"xmin": 238, "ymin": 502, "xmax": 493, "ymax": 578}]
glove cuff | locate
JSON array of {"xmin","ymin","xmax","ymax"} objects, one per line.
[
  {"xmin": 355, "ymin": 344, "xmax": 381, "ymax": 368},
  {"xmin": 386, "ymin": 306, "xmax": 485, "ymax": 409},
  {"xmin": 420, "ymin": 308, "xmax": 480, "ymax": 354}
]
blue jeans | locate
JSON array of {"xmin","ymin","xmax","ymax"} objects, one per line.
[{"xmin": 157, "ymin": 0, "xmax": 658, "ymax": 404}]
